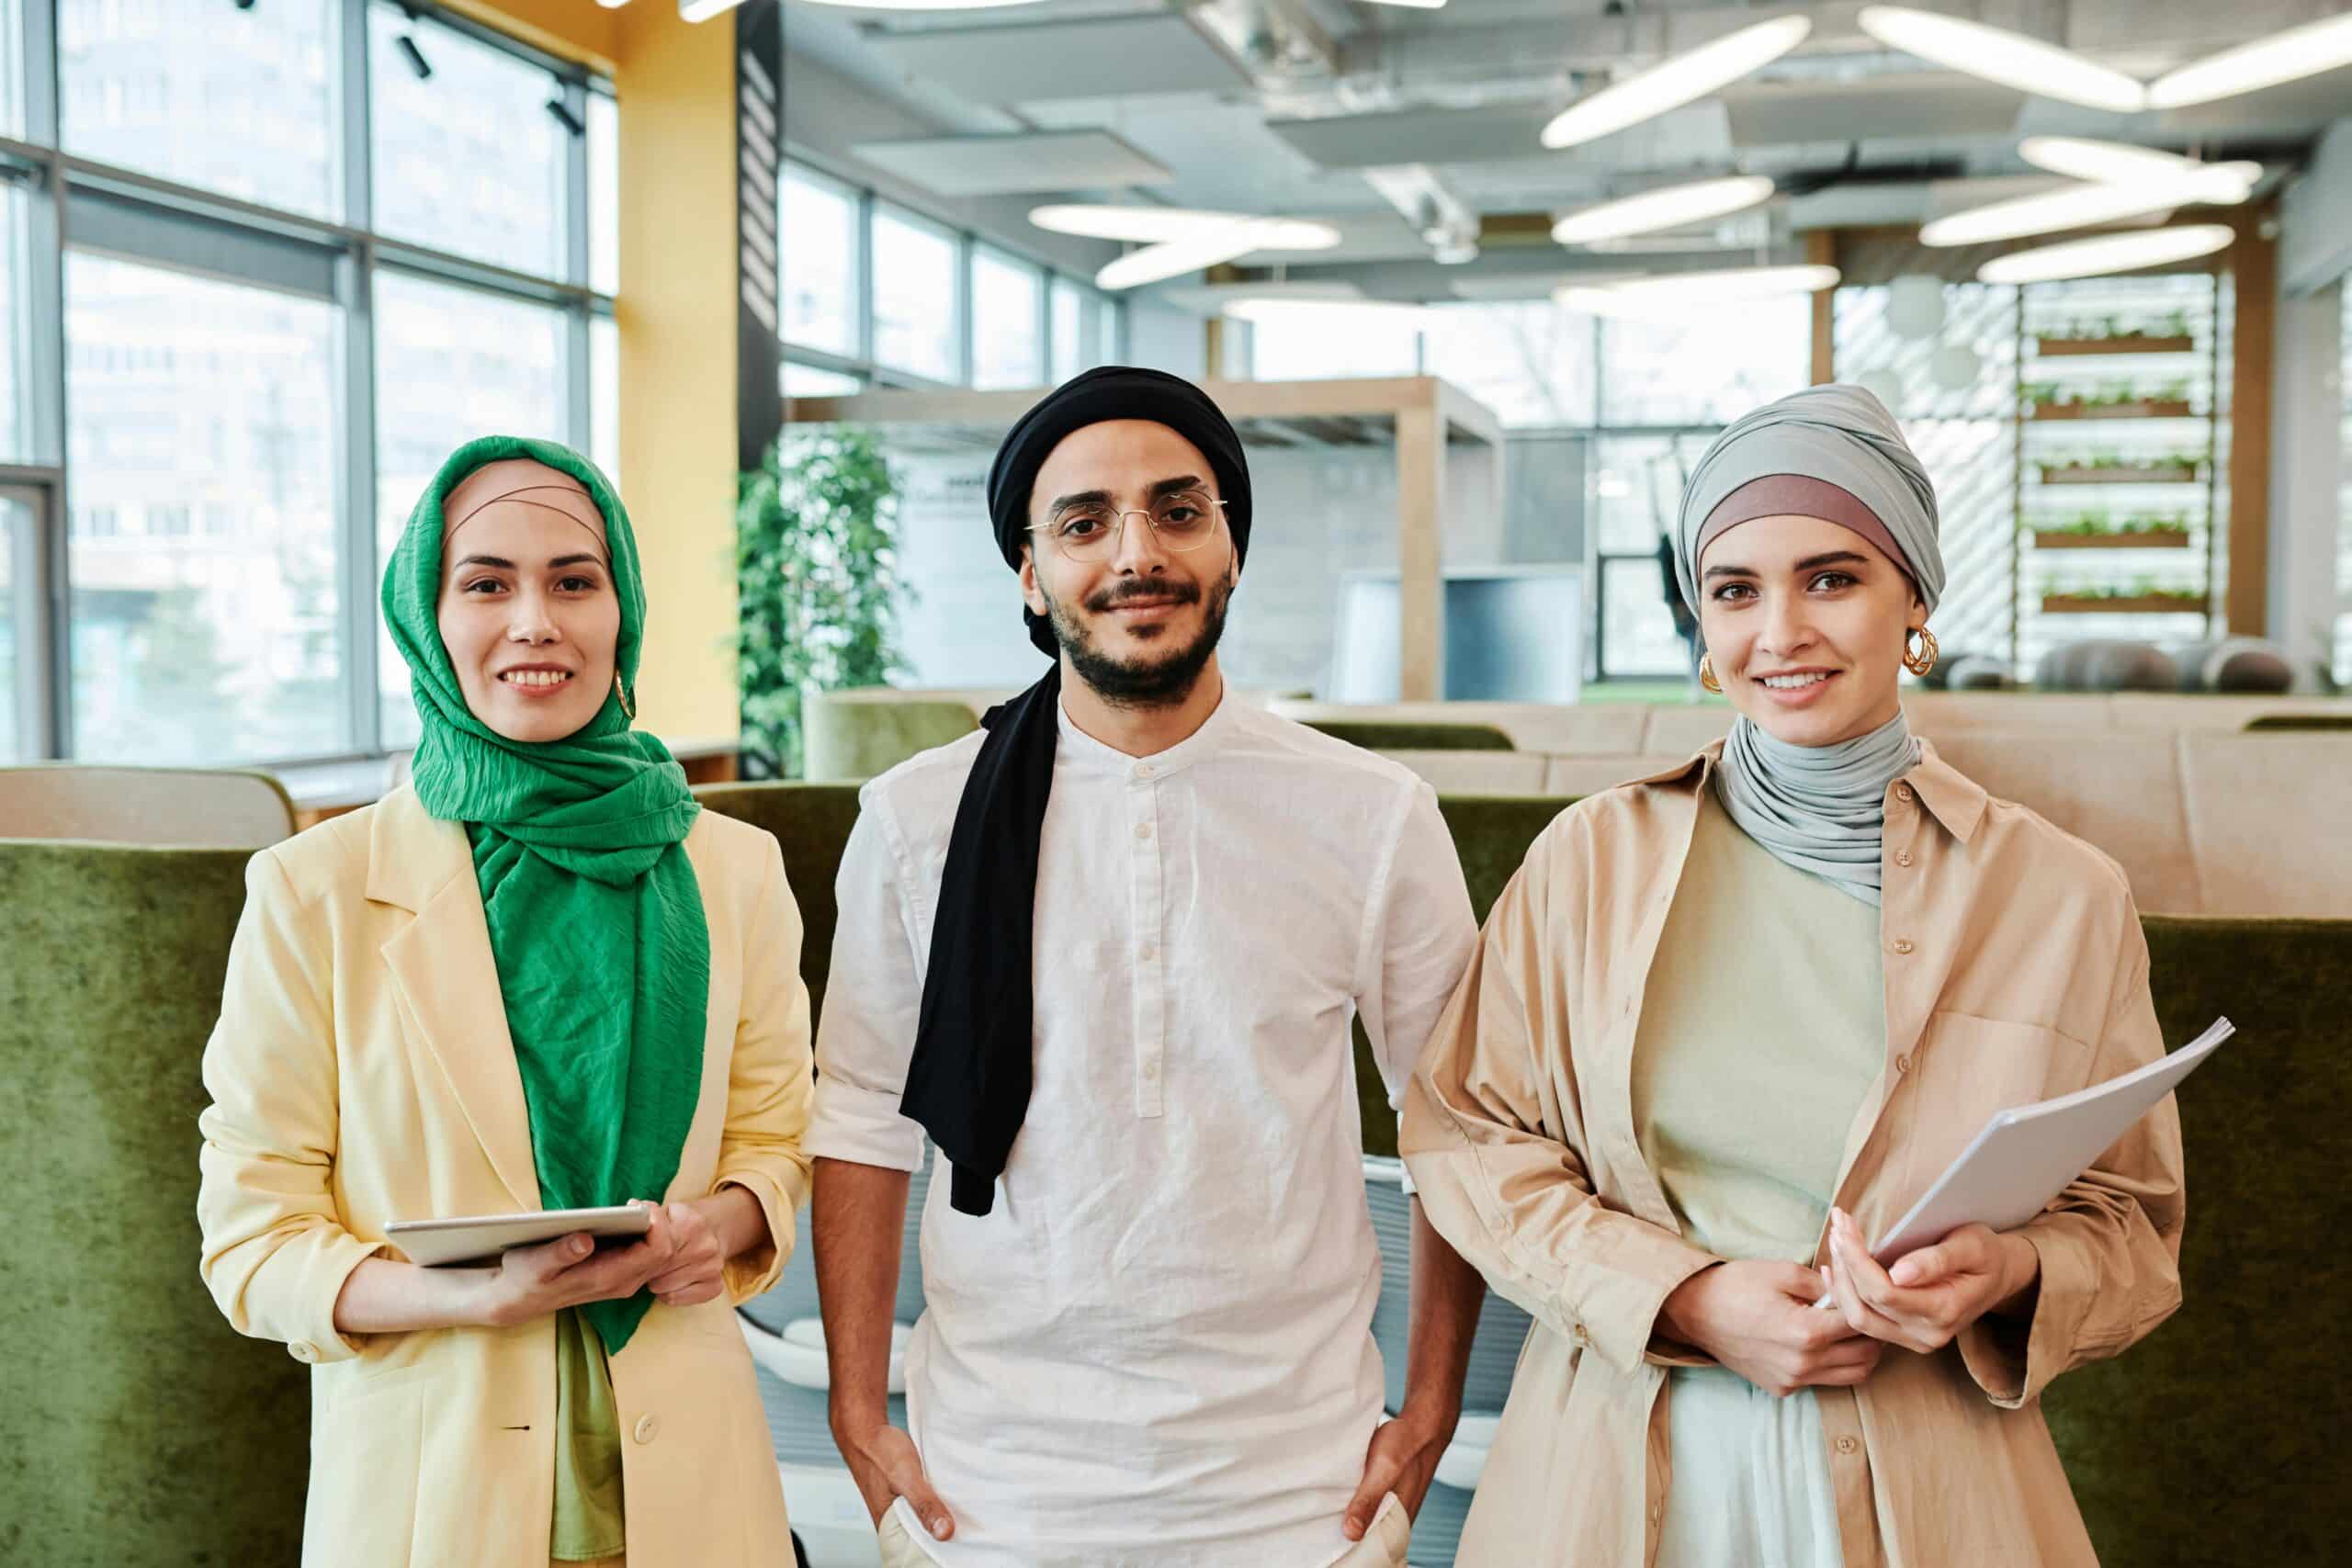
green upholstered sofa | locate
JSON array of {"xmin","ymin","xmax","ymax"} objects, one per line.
[{"xmin": 6, "ymin": 781, "xmax": 2342, "ymax": 1563}]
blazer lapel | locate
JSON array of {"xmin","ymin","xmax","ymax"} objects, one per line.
[{"xmin": 370, "ymin": 787, "xmax": 542, "ymax": 1213}]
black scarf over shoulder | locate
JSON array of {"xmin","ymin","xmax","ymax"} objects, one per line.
[{"xmin": 899, "ymin": 367, "xmax": 1252, "ymax": 1215}]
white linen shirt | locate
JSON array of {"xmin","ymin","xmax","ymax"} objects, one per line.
[{"xmin": 806, "ymin": 687, "xmax": 1476, "ymax": 1568}]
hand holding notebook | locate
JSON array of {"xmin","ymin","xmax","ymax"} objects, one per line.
[{"xmin": 1815, "ymin": 1016, "xmax": 2233, "ymax": 1308}]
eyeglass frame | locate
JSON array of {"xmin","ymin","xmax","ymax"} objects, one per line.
[{"xmin": 1023, "ymin": 490, "xmax": 1230, "ymax": 562}]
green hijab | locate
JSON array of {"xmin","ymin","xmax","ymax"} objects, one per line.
[{"xmin": 383, "ymin": 434, "xmax": 705, "ymax": 1357}]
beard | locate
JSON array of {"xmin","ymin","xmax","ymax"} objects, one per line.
[{"xmin": 1040, "ymin": 570, "xmax": 1234, "ymax": 709}]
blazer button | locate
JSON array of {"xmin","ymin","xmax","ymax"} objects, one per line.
[
  {"xmin": 633, "ymin": 1414, "xmax": 659, "ymax": 1445},
  {"xmin": 1572, "ymin": 1322, "xmax": 1589, "ymax": 1345},
  {"xmin": 1893, "ymin": 939, "xmax": 1915, "ymax": 955},
  {"xmin": 1836, "ymin": 1436, "xmax": 1860, "ymax": 1455}
]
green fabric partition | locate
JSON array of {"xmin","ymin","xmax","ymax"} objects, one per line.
[
  {"xmin": 0, "ymin": 839, "xmax": 308, "ymax": 1565},
  {"xmin": 2245, "ymin": 714, "xmax": 2352, "ymax": 730},
  {"xmin": 800, "ymin": 692, "xmax": 979, "ymax": 783},
  {"xmin": 694, "ymin": 782, "xmax": 865, "ymax": 1022},
  {"xmin": 1303, "ymin": 720, "xmax": 1517, "ymax": 752},
  {"xmin": 24, "ymin": 783, "xmax": 2342, "ymax": 1565},
  {"xmin": 2041, "ymin": 916, "xmax": 2348, "ymax": 1566}
]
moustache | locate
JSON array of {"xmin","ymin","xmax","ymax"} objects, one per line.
[{"xmin": 1084, "ymin": 580, "xmax": 1203, "ymax": 614}]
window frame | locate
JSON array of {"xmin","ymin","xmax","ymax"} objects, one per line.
[
  {"xmin": 0, "ymin": 0, "xmax": 616, "ymax": 765},
  {"xmin": 775, "ymin": 152, "xmax": 1123, "ymax": 398}
]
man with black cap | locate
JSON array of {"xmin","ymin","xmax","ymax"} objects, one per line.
[{"xmin": 805, "ymin": 367, "xmax": 1487, "ymax": 1568}]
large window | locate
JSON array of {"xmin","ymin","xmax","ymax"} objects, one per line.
[
  {"xmin": 780, "ymin": 163, "xmax": 860, "ymax": 358},
  {"xmin": 0, "ymin": 492, "xmax": 27, "ymax": 761},
  {"xmin": 369, "ymin": 0, "xmax": 566, "ymax": 278},
  {"xmin": 776, "ymin": 158, "xmax": 1115, "ymax": 395},
  {"xmin": 375, "ymin": 272, "xmax": 569, "ymax": 748},
  {"xmin": 1422, "ymin": 303, "xmax": 1599, "ymax": 429},
  {"xmin": 1598, "ymin": 299, "xmax": 1811, "ymax": 425},
  {"xmin": 871, "ymin": 204, "xmax": 960, "ymax": 383},
  {"xmin": 972, "ymin": 246, "xmax": 1042, "ymax": 389},
  {"xmin": 65, "ymin": 254, "xmax": 343, "ymax": 764},
  {"xmin": 60, "ymin": 0, "xmax": 338, "ymax": 220},
  {"xmin": 1250, "ymin": 308, "xmax": 1421, "ymax": 382},
  {"xmin": 0, "ymin": 186, "xmax": 32, "ymax": 463},
  {"xmin": 5, "ymin": 3, "xmax": 614, "ymax": 765}
]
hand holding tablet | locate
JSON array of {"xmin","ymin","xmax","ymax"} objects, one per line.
[{"xmin": 386, "ymin": 1203, "xmax": 654, "ymax": 1269}]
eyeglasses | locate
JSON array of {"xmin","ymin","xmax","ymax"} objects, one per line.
[{"xmin": 1027, "ymin": 488, "xmax": 1227, "ymax": 563}]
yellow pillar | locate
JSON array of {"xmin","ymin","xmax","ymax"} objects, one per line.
[
  {"xmin": 611, "ymin": 5, "xmax": 741, "ymax": 742},
  {"xmin": 449, "ymin": 1, "xmax": 743, "ymax": 745}
]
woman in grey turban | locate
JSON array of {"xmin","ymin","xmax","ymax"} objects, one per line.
[{"xmin": 1401, "ymin": 384, "xmax": 2184, "ymax": 1567}]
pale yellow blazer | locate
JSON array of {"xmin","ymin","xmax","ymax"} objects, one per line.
[{"xmin": 197, "ymin": 784, "xmax": 814, "ymax": 1568}]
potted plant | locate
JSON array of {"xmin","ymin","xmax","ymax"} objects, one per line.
[{"xmin": 735, "ymin": 425, "xmax": 913, "ymax": 778}]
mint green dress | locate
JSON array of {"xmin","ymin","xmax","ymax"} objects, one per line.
[{"xmin": 1630, "ymin": 786, "xmax": 1886, "ymax": 1568}]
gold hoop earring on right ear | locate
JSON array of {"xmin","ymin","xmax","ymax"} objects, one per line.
[
  {"xmin": 1903, "ymin": 627, "xmax": 1939, "ymax": 678},
  {"xmin": 1698, "ymin": 653, "xmax": 1722, "ymax": 694},
  {"xmin": 615, "ymin": 671, "xmax": 635, "ymax": 720}
]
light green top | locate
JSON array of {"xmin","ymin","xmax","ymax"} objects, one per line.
[
  {"xmin": 549, "ymin": 1307, "xmax": 627, "ymax": 1562},
  {"xmin": 1632, "ymin": 784, "xmax": 1887, "ymax": 1264}
]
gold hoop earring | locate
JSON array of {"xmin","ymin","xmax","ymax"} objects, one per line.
[
  {"xmin": 615, "ymin": 671, "xmax": 635, "ymax": 720},
  {"xmin": 1903, "ymin": 627, "xmax": 1939, "ymax": 678},
  {"xmin": 1698, "ymin": 653, "xmax": 1723, "ymax": 694}
]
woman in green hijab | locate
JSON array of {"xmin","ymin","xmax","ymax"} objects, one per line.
[{"xmin": 198, "ymin": 436, "xmax": 815, "ymax": 1568}]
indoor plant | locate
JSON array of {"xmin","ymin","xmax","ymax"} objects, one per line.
[{"xmin": 735, "ymin": 426, "xmax": 911, "ymax": 778}]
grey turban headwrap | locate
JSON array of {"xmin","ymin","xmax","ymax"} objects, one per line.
[
  {"xmin": 1673, "ymin": 383, "xmax": 1943, "ymax": 617},
  {"xmin": 1673, "ymin": 384, "xmax": 1944, "ymax": 907}
]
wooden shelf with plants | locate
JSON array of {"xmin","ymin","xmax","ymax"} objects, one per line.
[
  {"xmin": 2014, "ymin": 286, "xmax": 2220, "ymax": 660},
  {"xmin": 2030, "ymin": 520, "xmax": 2195, "ymax": 550},
  {"xmin": 2034, "ymin": 334, "xmax": 2196, "ymax": 357},
  {"xmin": 2041, "ymin": 592, "xmax": 2211, "ymax": 615},
  {"xmin": 2035, "ymin": 459, "xmax": 2206, "ymax": 485}
]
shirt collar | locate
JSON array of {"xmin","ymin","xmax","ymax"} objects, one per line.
[
  {"xmin": 1053, "ymin": 676, "xmax": 1237, "ymax": 784},
  {"xmin": 1632, "ymin": 732, "xmax": 1988, "ymax": 846}
]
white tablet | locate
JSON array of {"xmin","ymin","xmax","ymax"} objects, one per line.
[{"xmin": 384, "ymin": 1205, "xmax": 652, "ymax": 1268}]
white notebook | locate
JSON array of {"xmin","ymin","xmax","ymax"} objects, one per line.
[{"xmin": 1866, "ymin": 1016, "xmax": 2233, "ymax": 1268}]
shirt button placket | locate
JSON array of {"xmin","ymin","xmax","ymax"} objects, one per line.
[{"xmin": 1133, "ymin": 764, "xmax": 1164, "ymax": 1119}]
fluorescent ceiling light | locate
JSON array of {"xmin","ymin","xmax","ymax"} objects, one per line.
[
  {"xmin": 1095, "ymin": 227, "xmax": 1272, "ymax": 292},
  {"xmin": 1554, "ymin": 263, "xmax": 1839, "ymax": 318},
  {"xmin": 1551, "ymin": 175, "xmax": 1775, "ymax": 246},
  {"xmin": 1540, "ymin": 16, "xmax": 1812, "ymax": 151},
  {"xmin": 1977, "ymin": 224, "xmax": 2233, "ymax": 285},
  {"xmin": 2018, "ymin": 138, "xmax": 2203, "ymax": 184},
  {"xmin": 1032, "ymin": 205, "xmax": 1340, "ymax": 252},
  {"xmin": 678, "ymin": 0, "xmax": 746, "ymax": 18},
  {"xmin": 2149, "ymin": 14, "xmax": 2352, "ymax": 108},
  {"xmin": 1921, "ymin": 165, "xmax": 2256, "ymax": 247},
  {"xmin": 1857, "ymin": 6, "xmax": 2147, "ymax": 114},
  {"xmin": 781, "ymin": 0, "xmax": 1045, "ymax": 10},
  {"xmin": 1361, "ymin": 0, "xmax": 1446, "ymax": 9}
]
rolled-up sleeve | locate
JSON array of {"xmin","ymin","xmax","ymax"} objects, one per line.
[
  {"xmin": 1959, "ymin": 913, "xmax": 2186, "ymax": 1407},
  {"xmin": 714, "ymin": 836, "xmax": 820, "ymax": 1303},
  {"xmin": 197, "ymin": 849, "xmax": 384, "ymax": 1365},
  {"xmin": 804, "ymin": 787, "xmax": 929, "ymax": 1174},
  {"xmin": 1400, "ymin": 835, "xmax": 1716, "ymax": 1377}
]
